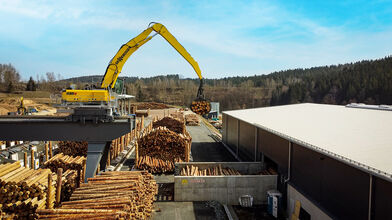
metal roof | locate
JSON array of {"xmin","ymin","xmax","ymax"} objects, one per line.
[{"xmin": 223, "ymin": 103, "xmax": 392, "ymax": 181}]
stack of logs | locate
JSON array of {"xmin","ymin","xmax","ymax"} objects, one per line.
[
  {"xmin": 37, "ymin": 171, "xmax": 157, "ymax": 220},
  {"xmin": 42, "ymin": 153, "xmax": 86, "ymax": 203},
  {"xmin": 190, "ymin": 100, "xmax": 211, "ymax": 115},
  {"xmin": 185, "ymin": 114, "xmax": 200, "ymax": 126},
  {"xmin": 107, "ymin": 130, "xmax": 135, "ymax": 166},
  {"xmin": 152, "ymin": 116, "xmax": 185, "ymax": 134},
  {"xmin": 58, "ymin": 142, "xmax": 88, "ymax": 157},
  {"xmin": 43, "ymin": 153, "xmax": 86, "ymax": 173},
  {"xmin": 260, "ymin": 168, "xmax": 278, "ymax": 175},
  {"xmin": 170, "ymin": 111, "xmax": 184, "ymax": 122},
  {"xmin": 135, "ymin": 116, "xmax": 191, "ymax": 173},
  {"xmin": 0, "ymin": 161, "xmax": 57, "ymax": 219},
  {"xmin": 180, "ymin": 165, "xmax": 242, "ymax": 176}
]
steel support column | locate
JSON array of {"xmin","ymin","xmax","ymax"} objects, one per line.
[{"xmin": 85, "ymin": 142, "xmax": 107, "ymax": 182}]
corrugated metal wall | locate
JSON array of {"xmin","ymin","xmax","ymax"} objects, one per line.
[
  {"xmin": 238, "ymin": 121, "xmax": 255, "ymax": 161},
  {"xmin": 226, "ymin": 115, "xmax": 238, "ymax": 153},
  {"xmin": 373, "ymin": 177, "xmax": 392, "ymax": 220},
  {"xmin": 291, "ymin": 143, "xmax": 369, "ymax": 219},
  {"xmin": 258, "ymin": 129, "xmax": 289, "ymax": 174}
]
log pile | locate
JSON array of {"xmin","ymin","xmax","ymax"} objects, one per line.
[
  {"xmin": 135, "ymin": 110, "xmax": 149, "ymax": 117},
  {"xmin": 133, "ymin": 102, "xmax": 169, "ymax": 110},
  {"xmin": 136, "ymin": 155, "xmax": 184, "ymax": 173},
  {"xmin": 37, "ymin": 171, "xmax": 157, "ymax": 220},
  {"xmin": 259, "ymin": 168, "xmax": 278, "ymax": 175},
  {"xmin": 136, "ymin": 127, "xmax": 191, "ymax": 173},
  {"xmin": 180, "ymin": 165, "xmax": 242, "ymax": 176},
  {"xmin": 170, "ymin": 111, "xmax": 184, "ymax": 122},
  {"xmin": 185, "ymin": 114, "xmax": 200, "ymax": 126},
  {"xmin": 43, "ymin": 153, "xmax": 86, "ymax": 173},
  {"xmin": 59, "ymin": 170, "xmax": 79, "ymax": 203},
  {"xmin": 42, "ymin": 153, "xmax": 86, "ymax": 204},
  {"xmin": 58, "ymin": 141, "xmax": 88, "ymax": 157},
  {"xmin": 153, "ymin": 117, "xmax": 185, "ymax": 134},
  {"xmin": 0, "ymin": 162, "xmax": 57, "ymax": 219},
  {"xmin": 190, "ymin": 100, "xmax": 211, "ymax": 115}
]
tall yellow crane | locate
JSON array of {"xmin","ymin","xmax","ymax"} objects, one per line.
[{"xmin": 62, "ymin": 22, "xmax": 209, "ymax": 122}]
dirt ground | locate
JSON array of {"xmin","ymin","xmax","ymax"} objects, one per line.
[{"xmin": 0, "ymin": 92, "xmax": 56, "ymax": 115}]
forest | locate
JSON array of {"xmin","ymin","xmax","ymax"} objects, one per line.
[{"xmin": 1, "ymin": 56, "xmax": 391, "ymax": 111}]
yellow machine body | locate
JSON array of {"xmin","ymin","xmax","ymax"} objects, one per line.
[{"xmin": 61, "ymin": 89, "xmax": 114, "ymax": 103}]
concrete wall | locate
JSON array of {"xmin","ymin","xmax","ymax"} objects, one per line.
[
  {"xmin": 287, "ymin": 184, "xmax": 332, "ymax": 220},
  {"xmin": 175, "ymin": 162, "xmax": 277, "ymax": 205},
  {"xmin": 175, "ymin": 175, "xmax": 277, "ymax": 205}
]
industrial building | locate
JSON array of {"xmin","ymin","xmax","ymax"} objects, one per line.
[{"xmin": 222, "ymin": 103, "xmax": 392, "ymax": 219}]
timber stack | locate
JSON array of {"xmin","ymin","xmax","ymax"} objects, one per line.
[
  {"xmin": 152, "ymin": 116, "xmax": 185, "ymax": 134},
  {"xmin": 170, "ymin": 111, "xmax": 184, "ymax": 122},
  {"xmin": 37, "ymin": 171, "xmax": 157, "ymax": 220},
  {"xmin": 42, "ymin": 153, "xmax": 86, "ymax": 204},
  {"xmin": 136, "ymin": 126, "xmax": 191, "ymax": 173},
  {"xmin": 58, "ymin": 142, "xmax": 88, "ymax": 157},
  {"xmin": 0, "ymin": 162, "xmax": 57, "ymax": 219},
  {"xmin": 190, "ymin": 100, "xmax": 211, "ymax": 115},
  {"xmin": 180, "ymin": 164, "xmax": 242, "ymax": 176},
  {"xmin": 43, "ymin": 153, "xmax": 86, "ymax": 173},
  {"xmin": 185, "ymin": 114, "xmax": 200, "ymax": 126}
]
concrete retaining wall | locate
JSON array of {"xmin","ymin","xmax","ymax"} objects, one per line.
[{"xmin": 174, "ymin": 162, "xmax": 277, "ymax": 205}]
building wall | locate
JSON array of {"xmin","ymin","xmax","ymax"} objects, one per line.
[
  {"xmin": 373, "ymin": 177, "xmax": 392, "ymax": 220},
  {"xmin": 287, "ymin": 184, "xmax": 332, "ymax": 220},
  {"xmin": 291, "ymin": 143, "xmax": 369, "ymax": 220},
  {"xmin": 225, "ymin": 115, "xmax": 238, "ymax": 153},
  {"xmin": 258, "ymin": 129, "xmax": 289, "ymax": 174},
  {"xmin": 238, "ymin": 120, "xmax": 255, "ymax": 161}
]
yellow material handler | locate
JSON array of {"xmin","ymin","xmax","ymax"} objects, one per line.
[{"xmin": 62, "ymin": 22, "xmax": 209, "ymax": 122}]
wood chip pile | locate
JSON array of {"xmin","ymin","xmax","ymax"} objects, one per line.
[
  {"xmin": 0, "ymin": 162, "xmax": 57, "ymax": 219},
  {"xmin": 185, "ymin": 114, "xmax": 200, "ymax": 126},
  {"xmin": 136, "ymin": 126, "xmax": 191, "ymax": 173},
  {"xmin": 58, "ymin": 142, "xmax": 88, "ymax": 157},
  {"xmin": 152, "ymin": 117, "xmax": 185, "ymax": 134},
  {"xmin": 180, "ymin": 164, "xmax": 242, "ymax": 176},
  {"xmin": 190, "ymin": 100, "xmax": 211, "ymax": 115},
  {"xmin": 37, "ymin": 171, "xmax": 157, "ymax": 220}
]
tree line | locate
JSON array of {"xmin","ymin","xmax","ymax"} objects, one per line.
[{"xmin": 1, "ymin": 55, "xmax": 391, "ymax": 111}]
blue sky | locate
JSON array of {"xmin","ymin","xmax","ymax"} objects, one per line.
[{"xmin": 0, "ymin": 0, "xmax": 391, "ymax": 80}]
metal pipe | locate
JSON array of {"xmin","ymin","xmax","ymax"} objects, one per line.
[
  {"xmin": 284, "ymin": 141, "xmax": 292, "ymax": 183},
  {"xmin": 254, "ymin": 127, "xmax": 258, "ymax": 161},
  {"xmin": 368, "ymin": 174, "xmax": 373, "ymax": 220},
  {"xmin": 236, "ymin": 120, "xmax": 240, "ymax": 157}
]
